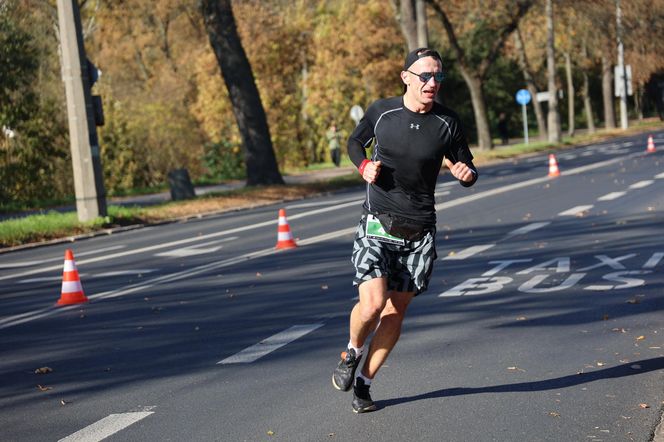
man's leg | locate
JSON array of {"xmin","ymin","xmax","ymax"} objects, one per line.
[
  {"xmin": 351, "ymin": 290, "xmax": 414, "ymax": 413},
  {"xmin": 349, "ymin": 277, "xmax": 388, "ymax": 349},
  {"xmin": 360, "ymin": 290, "xmax": 415, "ymax": 379}
]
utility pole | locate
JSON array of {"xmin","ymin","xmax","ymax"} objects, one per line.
[
  {"xmin": 616, "ymin": 0, "xmax": 629, "ymax": 129},
  {"xmin": 57, "ymin": 0, "xmax": 106, "ymax": 221}
]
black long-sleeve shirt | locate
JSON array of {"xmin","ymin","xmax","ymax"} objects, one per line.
[{"xmin": 348, "ymin": 96, "xmax": 477, "ymax": 226}]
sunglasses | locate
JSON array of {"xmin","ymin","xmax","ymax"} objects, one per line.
[{"xmin": 407, "ymin": 70, "xmax": 445, "ymax": 83}]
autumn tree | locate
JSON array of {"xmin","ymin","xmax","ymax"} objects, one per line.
[
  {"xmin": 427, "ymin": 0, "xmax": 534, "ymax": 150},
  {"xmin": 200, "ymin": 0, "xmax": 283, "ymax": 186}
]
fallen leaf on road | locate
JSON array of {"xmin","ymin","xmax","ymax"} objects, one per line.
[
  {"xmin": 37, "ymin": 384, "xmax": 52, "ymax": 391},
  {"xmin": 507, "ymin": 366, "xmax": 526, "ymax": 372},
  {"xmin": 596, "ymin": 362, "xmax": 605, "ymax": 367},
  {"xmin": 60, "ymin": 399, "xmax": 68, "ymax": 405},
  {"xmin": 611, "ymin": 328, "xmax": 627, "ymax": 333},
  {"xmin": 602, "ymin": 314, "xmax": 609, "ymax": 321},
  {"xmin": 636, "ymin": 336, "xmax": 645, "ymax": 341},
  {"xmin": 35, "ymin": 367, "xmax": 52, "ymax": 374},
  {"xmin": 328, "ymin": 433, "xmax": 336, "ymax": 437},
  {"xmin": 638, "ymin": 403, "xmax": 649, "ymax": 409},
  {"xmin": 548, "ymin": 411, "xmax": 561, "ymax": 418},
  {"xmin": 267, "ymin": 430, "xmax": 275, "ymax": 436}
]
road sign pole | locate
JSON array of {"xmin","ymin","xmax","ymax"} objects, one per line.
[{"xmin": 522, "ymin": 104, "xmax": 529, "ymax": 145}]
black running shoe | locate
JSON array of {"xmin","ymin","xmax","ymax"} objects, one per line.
[
  {"xmin": 332, "ymin": 348, "xmax": 362, "ymax": 392},
  {"xmin": 352, "ymin": 377, "xmax": 377, "ymax": 413}
]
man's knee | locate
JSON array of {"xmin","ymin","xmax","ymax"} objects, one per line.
[{"xmin": 358, "ymin": 278, "xmax": 388, "ymax": 323}]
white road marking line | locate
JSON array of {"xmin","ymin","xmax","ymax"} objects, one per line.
[
  {"xmin": 628, "ymin": 180, "xmax": 654, "ymax": 189},
  {"xmin": 435, "ymin": 152, "xmax": 641, "ymax": 212},
  {"xmin": 597, "ymin": 191, "xmax": 627, "ymax": 201},
  {"xmin": 95, "ymin": 270, "xmax": 156, "ymax": 277},
  {"xmin": 218, "ymin": 324, "xmax": 324, "ymax": 364},
  {"xmin": 0, "ymin": 201, "xmax": 362, "ymax": 282},
  {"xmin": 655, "ymin": 172, "xmax": 664, "ymax": 179},
  {"xmin": 58, "ymin": 409, "xmax": 154, "ymax": 442},
  {"xmin": 558, "ymin": 205, "xmax": 594, "ymax": 216},
  {"xmin": 622, "ymin": 141, "xmax": 635, "ymax": 147},
  {"xmin": 504, "ymin": 222, "xmax": 550, "ymax": 239},
  {"xmin": 1, "ymin": 150, "xmax": 646, "ymax": 328},
  {"xmin": 442, "ymin": 244, "xmax": 495, "ymax": 260},
  {"xmin": 643, "ymin": 253, "xmax": 664, "ymax": 269},
  {"xmin": 0, "ymin": 245, "xmax": 126, "ymax": 270},
  {"xmin": 286, "ymin": 196, "xmax": 364, "ymax": 209},
  {"xmin": 156, "ymin": 246, "xmax": 222, "ymax": 258}
]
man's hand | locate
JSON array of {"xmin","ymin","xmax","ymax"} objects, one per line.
[
  {"xmin": 444, "ymin": 158, "xmax": 474, "ymax": 183},
  {"xmin": 361, "ymin": 160, "xmax": 382, "ymax": 184}
]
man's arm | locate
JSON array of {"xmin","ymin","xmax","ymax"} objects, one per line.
[{"xmin": 347, "ymin": 114, "xmax": 381, "ymax": 184}]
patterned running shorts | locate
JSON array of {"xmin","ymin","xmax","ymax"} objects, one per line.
[{"xmin": 351, "ymin": 216, "xmax": 437, "ymax": 294}]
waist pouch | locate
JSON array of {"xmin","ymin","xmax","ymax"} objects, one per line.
[{"xmin": 375, "ymin": 213, "xmax": 430, "ymax": 242}]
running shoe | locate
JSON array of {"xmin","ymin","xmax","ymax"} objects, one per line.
[
  {"xmin": 332, "ymin": 348, "xmax": 362, "ymax": 392},
  {"xmin": 352, "ymin": 377, "xmax": 377, "ymax": 413}
]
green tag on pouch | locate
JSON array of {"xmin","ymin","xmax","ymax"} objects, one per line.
[{"xmin": 365, "ymin": 214, "xmax": 405, "ymax": 245}]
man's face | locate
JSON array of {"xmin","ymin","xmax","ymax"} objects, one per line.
[{"xmin": 402, "ymin": 56, "xmax": 443, "ymax": 107}]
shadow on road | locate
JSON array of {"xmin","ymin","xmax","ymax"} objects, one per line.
[{"xmin": 377, "ymin": 357, "xmax": 664, "ymax": 410}]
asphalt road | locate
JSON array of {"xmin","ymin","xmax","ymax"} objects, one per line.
[{"xmin": 0, "ymin": 131, "xmax": 663, "ymax": 442}]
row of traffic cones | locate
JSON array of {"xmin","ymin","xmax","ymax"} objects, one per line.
[
  {"xmin": 547, "ymin": 134, "xmax": 657, "ymax": 178},
  {"xmin": 55, "ymin": 209, "xmax": 298, "ymax": 305}
]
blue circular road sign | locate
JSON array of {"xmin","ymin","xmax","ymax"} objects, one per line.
[{"xmin": 516, "ymin": 89, "xmax": 531, "ymax": 105}]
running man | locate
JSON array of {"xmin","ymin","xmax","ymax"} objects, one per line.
[{"xmin": 332, "ymin": 48, "xmax": 478, "ymax": 413}]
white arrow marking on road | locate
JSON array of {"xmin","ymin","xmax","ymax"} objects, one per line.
[
  {"xmin": 218, "ymin": 324, "xmax": 324, "ymax": 364},
  {"xmin": 558, "ymin": 205, "xmax": 593, "ymax": 216},
  {"xmin": 598, "ymin": 191, "xmax": 626, "ymax": 201},
  {"xmin": 58, "ymin": 409, "xmax": 154, "ymax": 442},
  {"xmin": 628, "ymin": 180, "xmax": 654, "ymax": 189},
  {"xmin": 442, "ymin": 244, "xmax": 495, "ymax": 260}
]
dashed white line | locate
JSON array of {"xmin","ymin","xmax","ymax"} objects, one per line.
[
  {"xmin": 442, "ymin": 244, "xmax": 495, "ymax": 260},
  {"xmin": 218, "ymin": 324, "xmax": 324, "ymax": 364},
  {"xmin": 558, "ymin": 205, "xmax": 594, "ymax": 216},
  {"xmin": 655, "ymin": 172, "xmax": 664, "ymax": 179},
  {"xmin": 643, "ymin": 253, "xmax": 664, "ymax": 269},
  {"xmin": 504, "ymin": 222, "xmax": 550, "ymax": 239},
  {"xmin": 628, "ymin": 180, "xmax": 654, "ymax": 189},
  {"xmin": 597, "ymin": 191, "xmax": 627, "ymax": 201},
  {"xmin": 58, "ymin": 409, "xmax": 155, "ymax": 442}
]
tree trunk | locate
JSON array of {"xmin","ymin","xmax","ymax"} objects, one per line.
[
  {"xmin": 545, "ymin": 0, "xmax": 561, "ymax": 143},
  {"xmin": 395, "ymin": 0, "xmax": 418, "ymax": 51},
  {"xmin": 416, "ymin": 0, "xmax": 428, "ymax": 47},
  {"xmin": 514, "ymin": 28, "xmax": 546, "ymax": 140},
  {"xmin": 601, "ymin": 54, "xmax": 616, "ymax": 129},
  {"xmin": 564, "ymin": 52, "xmax": 575, "ymax": 137},
  {"xmin": 580, "ymin": 42, "xmax": 595, "ymax": 133},
  {"xmin": 460, "ymin": 68, "xmax": 492, "ymax": 150},
  {"xmin": 200, "ymin": 0, "xmax": 284, "ymax": 186}
]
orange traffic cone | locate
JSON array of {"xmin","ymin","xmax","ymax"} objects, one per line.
[
  {"xmin": 56, "ymin": 249, "xmax": 88, "ymax": 306},
  {"xmin": 275, "ymin": 209, "xmax": 297, "ymax": 249},
  {"xmin": 646, "ymin": 135, "xmax": 656, "ymax": 153},
  {"xmin": 548, "ymin": 154, "xmax": 560, "ymax": 177}
]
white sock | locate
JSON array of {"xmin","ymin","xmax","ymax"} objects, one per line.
[
  {"xmin": 348, "ymin": 341, "xmax": 364, "ymax": 357},
  {"xmin": 357, "ymin": 373, "xmax": 372, "ymax": 386}
]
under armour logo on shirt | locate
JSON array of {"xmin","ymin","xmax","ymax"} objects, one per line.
[{"xmin": 410, "ymin": 123, "xmax": 420, "ymax": 130}]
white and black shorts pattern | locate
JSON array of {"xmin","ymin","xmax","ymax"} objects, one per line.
[{"xmin": 351, "ymin": 216, "xmax": 437, "ymax": 294}]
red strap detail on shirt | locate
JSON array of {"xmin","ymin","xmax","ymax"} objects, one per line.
[{"xmin": 358, "ymin": 159, "xmax": 370, "ymax": 175}]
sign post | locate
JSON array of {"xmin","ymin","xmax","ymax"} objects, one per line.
[{"xmin": 515, "ymin": 89, "xmax": 532, "ymax": 145}]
